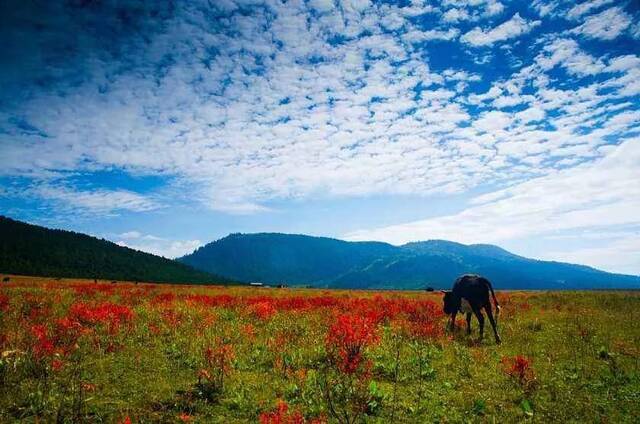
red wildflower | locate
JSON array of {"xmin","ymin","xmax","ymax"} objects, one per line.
[
  {"xmin": 326, "ymin": 314, "xmax": 379, "ymax": 374},
  {"xmin": 0, "ymin": 292, "xmax": 9, "ymax": 311},
  {"xmin": 185, "ymin": 294, "xmax": 235, "ymax": 308},
  {"xmin": 68, "ymin": 302, "xmax": 134, "ymax": 333},
  {"xmin": 81, "ymin": 382, "xmax": 97, "ymax": 392},
  {"xmin": 53, "ymin": 316, "xmax": 84, "ymax": 355},
  {"xmin": 23, "ymin": 294, "xmax": 51, "ymax": 321},
  {"xmin": 161, "ymin": 309, "xmax": 183, "ymax": 329},
  {"xmin": 204, "ymin": 343, "xmax": 235, "ymax": 375},
  {"xmin": 403, "ymin": 300, "xmax": 445, "ymax": 340},
  {"xmin": 178, "ymin": 413, "xmax": 193, "ymax": 422},
  {"xmin": 51, "ymin": 359, "xmax": 64, "ymax": 371},
  {"xmin": 72, "ymin": 285, "xmax": 98, "ymax": 297},
  {"xmin": 198, "ymin": 341, "xmax": 235, "ymax": 394},
  {"xmin": 197, "ymin": 368, "xmax": 211, "ymax": 381},
  {"xmin": 242, "ymin": 323, "xmax": 256, "ymax": 340},
  {"xmin": 152, "ymin": 292, "xmax": 176, "ymax": 305},
  {"xmin": 30, "ymin": 324, "xmax": 55, "ymax": 358},
  {"xmin": 501, "ymin": 355, "xmax": 535, "ymax": 388},
  {"xmin": 259, "ymin": 400, "xmax": 305, "ymax": 424},
  {"xmin": 250, "ymin": 300, "xmax": 277, "ymax": 320}
]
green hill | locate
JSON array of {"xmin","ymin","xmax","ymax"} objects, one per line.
[
  {"xmin": 179, "ymin": 232, "xmax": 397, "ymax": 284},
  {"xmin": 0, "ymin": 216, "xmax": 228, "ymax": 284},
  {"xmin": 180, "ymin": 233, "xmax": 640, "ymax": 290}
]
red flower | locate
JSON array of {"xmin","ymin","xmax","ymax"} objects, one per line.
[
  {"xmin": 204, "ymin": 343, "xmax": 235, "ymax": 375},
  {"xmin": 152, "ymin": 292, "xmax": 176, "ymax": 305},
  {"xmin": 0, "ymin": 292, "xmax": 9, "ymax": 311},
  {"xmin": 259, "ymin": 400, "xmax": 305, "ymax": 424},
  {"xmin": 161, "ymin": 309, "xmax": 183, "ymax": 329},
  {"xmin": 178, "ymin": 412, "xmax": 193, "ymax": 422},
  {"xmin": 501, "ymin": 355, "xmax": 535, "ymax": 387},
  {"xmin": 250, "ymin": 300, "xmax": 277, "ymax": 320},
  {"xmin": 197, "ymin": 368, "xmax": 211, "ymax": 381},
  {"xmin": 326, "ymin": 314, "xmax": 379, "ymax": 374},
  {"xmin": 242, "ymin": 323, "xmax": 256, "ymax": 340},
  {"xmin": 68, "ymin": 302, "xmax": 134, "ymax": 333},
  {"xmin": 81, "ymin": 382, "xmax": 97, "ymax": 392},
  {"xmin": 51, "ymin": 359, "xmax": 64, "ymax": 371},
  {"xmin": 30, "ymin": 324, "xmax": 55, "ymax": 358}
]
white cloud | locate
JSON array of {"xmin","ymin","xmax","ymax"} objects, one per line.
[
  {"xmin": 541, "ymin": 234, "xmax": 640, "ymax": 275},
  {"xmin": 115, "ymin": 233, "xmax": 202, "ymax": 258},
  {"xmin": 1, "ymin": 0, "xmax": 639, "ymax": 222},
  {"xmin": 309, "ymin": 0, "xmax": 335, "ymax": 14},
  {"xmin": 571, "ymin": 7, "xmax": 632, "ymax": 41},
  {"xmin": 537, "ymin": 38, "xmax": 605, "ymax": 76},
  {"xmin": 484, "ymin": 0, "xmax": 505, "ymax": 17},
  {"xmin": 461, "ymin": 13, "xmax": 541, "ymax": 46},
  {"xmin": 531, "ymin": 0, "xmax": 560, "ymax": 18},
  {"xmin": 443, "ymin": 8, "xmax": 470, "ymax": 23},
  {"xmin": 473, "ymin": 111, "xmax": 512, "ymax": 132},
  {"xmin": 119, "ymin": 230, "xmax": 143, "ymax": 239},
  {"xmin": 515, "ymin": 106, "xmax": 545, "ymax": 123},
  {"xmin": 441, "ymin": 0, "xmax": 504, "ymax": 22},
  {"xmin": 31, "ymin": 185, "xmax": 159, "ymax": 214},
  {"xmin": 403, "ymin": 28, "xmax": 459, "ymax": 43},
  {"xmin": 606, "ymin": 55, "xmax": 640, "ymax": 72},
  {"xmin": 344, "ymin": 138, "xmax": 640, "ymax": 273},
  {"xmin": 631, "ymin": 22, "xmax": 640, "ymax": 39},
  {"xmin": 566, "ymin": 0, "xmax": 615, "ymax": 20}
]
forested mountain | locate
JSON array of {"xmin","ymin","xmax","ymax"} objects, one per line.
[
  {"xmin": 180, "ymin": 232, "xmax": 397, "ymax": 284},
  {"xmin": 3, "ymin": 217, "xmax": 637, "ymax": 290},
  {"xmin": 180, "ymin": 233, "xmax": 640, "ymax": 290},
  {"xmin": 0, "ymin": 216, "xmax": 227, "ymax": 284}
]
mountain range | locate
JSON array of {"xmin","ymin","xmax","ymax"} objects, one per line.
[
  {"xmin": 180, "ymin": 233, "xmax": 640, "ymax": 290},
  {"xmin": 0, "ymin": 216, "xmax": 227, "ymax": 284},
  {"xmin": 2, "ymin": 216, "xmax": 638, "ymax": 289}
]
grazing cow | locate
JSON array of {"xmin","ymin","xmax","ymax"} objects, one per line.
[{"xmin": 442, "ymin": 274, "xmax": 501, "ymax": 344}]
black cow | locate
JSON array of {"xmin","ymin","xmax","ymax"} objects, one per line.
[{"xmin": 442, "ymin": 274, "xmax": 501, "ymax": 344}]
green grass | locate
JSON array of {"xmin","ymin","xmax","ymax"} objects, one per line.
[{"xmin": 0, "ymin": 278, "xmax": 638, "ymax": 423}]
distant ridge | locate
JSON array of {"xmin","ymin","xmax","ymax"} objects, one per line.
[
  {"xmin": 0, "ymin": 216, "xmax": 229, "ymax": 284},
  {"xmin": 180, "ymin": 233, "xmax": 640, "ymax": 290}
]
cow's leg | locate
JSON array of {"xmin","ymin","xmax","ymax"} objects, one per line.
[
  {"xmin": 472, "ymin": 306, "xmax": 485, "ymax": 340},
  {"xmin": 485, "ymin": 303, "xmax": 501, "ymax": 344},
  {"xmin": 466, "ymin": 312, "xmax": 472, "ymax": 335},
  {"xmin": 448, "ymin": 311, "xmax": 458, "ymax": 333}
]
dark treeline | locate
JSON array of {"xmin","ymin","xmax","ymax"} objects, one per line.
[{"xmin": 0, "ymin": 216, "xmax": 229, "ymax": 284}]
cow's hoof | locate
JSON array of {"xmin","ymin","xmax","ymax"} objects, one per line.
[{"xmin": 495, "ymin": 338, "xmax": 502, "ymax": 345}]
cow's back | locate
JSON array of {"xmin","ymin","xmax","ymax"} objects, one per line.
[{"xmin": 452, "ymin": 274, "xmax": 490, "ymax": 305}]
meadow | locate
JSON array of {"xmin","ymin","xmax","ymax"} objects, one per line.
[{"xmin": 0, "ymin": 276, "xmax": 638, "ymax": 423}]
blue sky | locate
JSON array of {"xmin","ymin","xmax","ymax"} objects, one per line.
[{"xmin": 1, "ymin": 0, "xmax": 639, "ymax": 274}]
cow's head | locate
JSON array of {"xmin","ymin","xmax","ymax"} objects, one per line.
[{"xmin": 441, "ymin": 290, "xmax": 460, "ymax": 314}]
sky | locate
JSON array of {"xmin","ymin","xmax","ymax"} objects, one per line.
[{"xmin": 0, "ymin": 0, "xmax": 639, "ymax": 274}]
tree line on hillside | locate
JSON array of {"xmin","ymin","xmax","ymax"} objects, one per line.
[{"xmin": 0, "ymin": 216, "xmax": 227, "ymax": 284}]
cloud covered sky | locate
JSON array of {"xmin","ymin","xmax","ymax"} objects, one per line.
[{"xmin": 1, "ymin": 0, "xmax": 639, "ymax": 273}]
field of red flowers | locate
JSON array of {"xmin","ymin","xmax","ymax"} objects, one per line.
[{"xmin": 0, "ymin": 275, "xmax": 638, "ymax": 422}]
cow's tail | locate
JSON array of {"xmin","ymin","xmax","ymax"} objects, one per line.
[{"xmin": 485, "ymin": 278, "xmax": 501, "ymax": 318}]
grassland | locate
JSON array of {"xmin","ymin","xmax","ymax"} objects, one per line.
[{"xmin": 0, "ymin": 275, "xmax": 638, "ymax": 423}]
